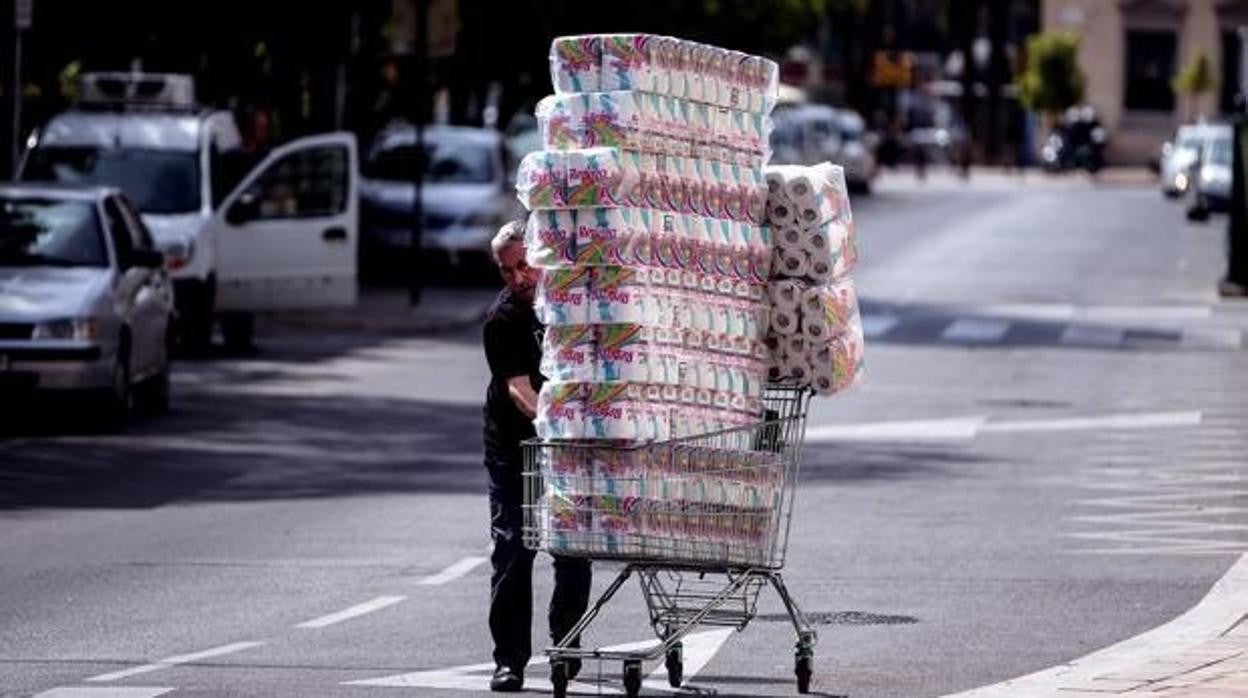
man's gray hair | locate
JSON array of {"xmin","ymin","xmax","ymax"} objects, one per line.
[{"xmin": 490, "ymin": 218, "xmax": 528, "ymax": 263}]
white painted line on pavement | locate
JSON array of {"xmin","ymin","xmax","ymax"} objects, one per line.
[
  {"xmin": 35, "ymin": 689, "xmax": 175, "ymax": 698},
  {"xmin": 1060, "ymin": 324, "xmax": 1125, "ymax": 348},
  {"xmin": 643, "ymin": 628, "xmax": 734, "ymax": 691},
  {"xmin": 295, "ymin": 595, "xmax": 407, "ymax": 629},
  {"xmin": 85, "ymin": 641, "xmax": 263, "ymax": 683},
  {"xmin": 418, "ymin": 556, "xmax": 488, "ymax": 586},
  {"xmin": 1083, "ymin": 305, "xmax": 1212, "ymax": 321},
  {"xmin": 860, "ymin": 313, "xmax": 900, "ymax": 339},
  {"xmin": 944, "ymin": 553, "xmax": 1248, "ymax": 698},
  {"xmin": 345, "ymin": 629, "xmax": 733, "ymax": 693},
  {"xmin": 941, "ymin": 318, "xmax": 1012, "ymax": 343},
  {"xmin": 805, "ymin": 417, "xmax": 987, "ymax": 443},
  {"xmin": 1180, "ymin": 328, "xmax": 1243, "ymax": 350},
  {"xmin": 806, "ymin": 411, "xmax": 1202, "ymax": 443},
  {"xmin": 980, "ymin": 411, "xmax": 1202, "ymax": 435}
]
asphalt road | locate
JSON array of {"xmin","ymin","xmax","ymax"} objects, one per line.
[{"xmin": 3, "ymin": 171, "xmax": 1247, "ymax": 698}]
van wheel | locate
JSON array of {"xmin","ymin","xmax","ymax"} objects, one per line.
[
  {"xmin": 221, "ymin": 313, "xmax": 255, "ymax": 354},
  {"xmin": 134, "ymin": 366, "xmax": 170, "ymax": 416}
]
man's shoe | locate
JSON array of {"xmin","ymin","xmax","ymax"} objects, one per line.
[{"xmin": 490, "ymin": 665, "xmax": 524, "ymax": 692}]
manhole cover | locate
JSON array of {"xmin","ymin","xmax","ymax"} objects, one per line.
[{"xmin": 757, "ymin": 611, "xmax": 919, "ymax": 626}]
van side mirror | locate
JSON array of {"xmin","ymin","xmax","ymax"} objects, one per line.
[{"xmin": 226, "ymin": 191, "xmax": 260, "ymax": 226}]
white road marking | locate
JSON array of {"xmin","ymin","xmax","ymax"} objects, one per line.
[
  {"xmin": 85, "ymin": 641, "xmax": 263, "ymax": 683},
  {"xmin": 1180, "ymin": 328, "xmax": 1243, "ymax": 350},
  {"xmin": 941, "ymin": 318, "xmax": 1012, "ymax": 343},
  {"xmin": 34, "ymin": 689, "xmax": 175, "ymax": 698},
  {"xmin": 980, "ymin": 411, "xmax": 1202, "ymax": 435},
  {"xmin": 859, "ymin": 313, "xmax": 900, "ymax": 339},
  {"xmin": 418, "ymin": 556, "xmax": 488, "ymax": 586},
  {"xmin": 345, "ymin": 629, "xmax": 732, "ymax": 692},
  {"xmin": 806, "ymin": 417, "xmax": 987, "ymax": 443},
  {"xmin": 1083, "ymin": 305, "xmax": 1212, "ymax": 321},
  {"xmin": 643, "ymin": 628, "xmax": 734, "ymax": 691},
  {"xmin": 295, "ymin": 595, "xmax": 407, "ymax": 629},
  {"xmin": 1060, "ymin": 324, "xmax": 1125, "ymax": 348},
  {"xmin": 944, "ymin": 554, "xmax": 1248, "ymax": 697},
  {"xmin": 806, "ymin": 411, "xmax": 1202, "ymax": 443}
]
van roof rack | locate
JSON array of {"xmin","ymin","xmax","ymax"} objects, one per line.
[{"xmin": 77, "ymin": 72, "xmax": 198, "ymax": 113}]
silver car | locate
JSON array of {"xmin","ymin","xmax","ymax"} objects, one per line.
[
  {"xmin": 1187, "ymin": 124, "xmax": 1233, "ymax": 221},
  {"xmin": 359, "ymin": 125, "xmax": 522, "ymax": 272},
  {"xmin": 0, "ymin": 184, "xmax": 174, "ymax": 428},
  {"xmin": 1160, "ymin": 124, "xmax": 1209, "ymax": 197}
]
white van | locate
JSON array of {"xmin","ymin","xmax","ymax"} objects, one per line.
[{"xmin": 19, "ymin": 72, "xmax": 358, "ymax": 348}]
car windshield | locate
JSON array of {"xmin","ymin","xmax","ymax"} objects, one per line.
[
  {"xmin": 365, "ymin": 136, "xmax": 495, "ymax": 184},
  {"xmin": 1177, "ymin": 134, "xmax": 1204, "ymax": 152},
  {"xmin": 0, "ymin": 196, "xmax": 107, "ymax": 268},
  {"xmin": 1208, "ymin": 137, "xmax": 1232, "ymax": 166},
  {"xmin": 22, "ymin": 146, "xmax": 201, "ymax": 214}
]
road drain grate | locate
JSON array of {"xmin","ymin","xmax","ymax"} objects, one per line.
[{"xmin": 757, "ymin": 611, "xmax": 919, "ymax": 626}]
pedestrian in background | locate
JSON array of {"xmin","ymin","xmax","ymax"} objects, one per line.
[{"xmin": 482, "ymin": 221, "xmax": 591, "ymax": 692}]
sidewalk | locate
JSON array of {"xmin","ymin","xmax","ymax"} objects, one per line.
[
  {"xmin": 949, "ymin": 556, "xmax": 1248, "ymax": 697},
  {"xmin": 258, "ymin": 285, "xmax": 497, "ymax": 336}
]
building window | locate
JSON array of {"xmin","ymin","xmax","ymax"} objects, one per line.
[{"xmin": 1124, "ymin": 30, "xmax": 1176, "ymax": 112}]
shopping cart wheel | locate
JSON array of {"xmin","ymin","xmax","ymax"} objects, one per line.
[
  {"xmin": 665, "ymin": 643, "xmax": 684, "ymax": 687},
  {"xmin": 623, "ymin": 659, "xmax": 643, "ymax": 697},
  {"xmin": 795, "ymin": 654, "xmax": 813, "ymax": 694},
  {"xmin": 550, "ymin": 660, "xmax": 569, "ymax": 698}
]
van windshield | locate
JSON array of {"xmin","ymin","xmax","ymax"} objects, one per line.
[{"xmin": 23, "ymin": 147, "xmax": 201, "ymax": 214}]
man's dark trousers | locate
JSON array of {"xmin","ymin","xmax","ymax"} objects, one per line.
[{"xmin": 486, "ymin": 452, "xmax": 591, "ymax": 672}]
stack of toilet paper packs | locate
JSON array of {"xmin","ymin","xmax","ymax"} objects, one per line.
[
  {"xmin": 520, "ymin": 34, "xmax": 779, "ymax": 442},
  {"xmin": 764, "ymin": 163, "xmax": 865, "ymax": 396},
  {"xmin": 517, "ymin": 35, "xmax": 786, "ymax": 562}
]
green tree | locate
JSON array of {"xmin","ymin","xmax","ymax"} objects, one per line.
[
  {"xmin": 1019, "ymin": 32, "xmax": 1086, "ymax": 123},
  {"xmin": 1173, "ymin": 52, "xmax": 1215, "ymax": 120}
]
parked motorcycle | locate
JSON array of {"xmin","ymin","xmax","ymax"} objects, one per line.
[{"xmin": 1041, "ymin": 106, "xmax": 1107, "ymax": 174}]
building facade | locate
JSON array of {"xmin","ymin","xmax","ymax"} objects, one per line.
[{"xmin": 1044, "ymin": 0, "xmax": 1248, "ymax": 164}]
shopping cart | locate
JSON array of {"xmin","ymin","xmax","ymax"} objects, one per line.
[{"xmin": 522, "ymin": 384, "xmax": 817, "ymax": 697}]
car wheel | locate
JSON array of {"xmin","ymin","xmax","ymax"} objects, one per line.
[
  {"xmin": 99, "ymin": 341, "xmax": 132, "ymax": 432},
  {"xmin": 221, "ymin": 312, "xmax": 255, "ymax": 354},
  {"xmin": 135, "ymin": 328, "xmax": 171, "ymax": 417}
]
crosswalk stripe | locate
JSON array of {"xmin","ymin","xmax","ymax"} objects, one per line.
[
  {"xmin": 940, "ymin": 318, "xmax": 1011, "ymax": 343},
  {"xmin": 860, "ymin": 313, "xmax": 900, "ymax": 339},
  {"xmin": 1060, "ymin": 324, "xmax": 1125, "ymax": 348}
]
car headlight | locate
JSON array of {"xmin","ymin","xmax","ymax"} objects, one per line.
[
  {"xmin": 1175, "ymin": 172, "xmax": 1189, "ymax": 191},
  {"xmin": 32, "ymin": 318, "xmax": 99, "ymax": 341}
]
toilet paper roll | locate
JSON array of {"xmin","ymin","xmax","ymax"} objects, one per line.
[
  {"xmin": 566, "ymin": 147, "xmax": 639, "ymax": 208},
  {"xmin": 776, "ymin": 248, "xmax": 810, "ymax": 279},
  {"xmin": 775, "ymin": 223, "xmax": 804, "ymax": 251},
  {"xmin": 767, "ymin": 196, "xmax": 799, "ymax": 228},
  {"xmin": 536, "ymin": 267, "xmax": 591, "ymax": 326},
  {"xmin": 542, "ymin": 324, "xmax": 597, "ymax": 382},
  {"xmin": 600, "ymin": 34, "xmax": 654, "ymax": 92},
  {"xmin": 768, "ymin": 278, "xmax": 802, "ymax": 310},
  {"xmin": 779, "ymin": 350, "xmax": 811, "ymax": 385},
  {"xmin": 769, "ymin": 306, "xmax": 800, "ymax": 337},
  {"xmin": 584, "ymin": 382, "xmax": 655, "ymax": 441},
  {"xmin": 574, "ymin": 207, "xmax": 634, "ymax": 266},
  {"xmin": 536, "ymin": 381, "xmax": 588, "ymax": 439},
  {"xmin": 799, "ymin": 279, "xmax": 860, "ymax": 342},
  {"xmin": 595, "ymin": 324, "xmax": 653, "ymax": 382},
  {"xmin": 808, "ymin": 317, "xmax": 865, "ymax": 397},
  {"xmin": 536, "ymin": 94, "xmax": 586, "ymax": 150},
  {"xmin": 550, "ymin": 36, "xmax": 603, "ymax": 93},
  {"xmin": 516, "ymin": 150, "xmax": 567, "ymax": 210},
  {"xmin": 525, "ymin": 209, "xmax": 577, "ymax": 268},
  {"xmin": 589, "ymin": 266, "xmax": 650, "ymax": 324}
]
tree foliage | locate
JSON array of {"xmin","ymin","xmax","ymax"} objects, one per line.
[{"xmin": 1019, "ymin": 32, "xmax": 1086, "ymax": 117}]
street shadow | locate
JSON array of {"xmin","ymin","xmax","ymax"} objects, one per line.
[
  {"xmin": 0, "ymin": 392, "xmax": 490, "ymax": 511},
  {"xmin": 799, "ymin": 441, "xmax": 989, "ymax": 483}
]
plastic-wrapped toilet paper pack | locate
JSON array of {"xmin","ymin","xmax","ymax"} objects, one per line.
[
  {"xmin": 535, "ymin": 267, "xmax": 591, "ymax": 325},
  {"xmin": 799, "ymin": 277, "xmax": 859, "ymax": 342},
  {"xmin": 808, "ymin": 313, "xmax": 865, "ymax": 397},
  {"xmin": 536, "ymin": 381, "xmax": 588, "ymax": 439},
  {"xmin": 764, "ymin": 162, "xmax": 851, "ymax": 229},
  {"xmin": 595, "ymin": 324, "xmax": 654, "ymax": 382},
  {"xmin": 542, "ymin": 324, "xmax": 597, "ymax": 382},
  {"xmin": 589, "ymin": 266, "xmax": 652, "ymax": 324},
  {"xmin": 548, "ymin": 34, "xmax": 779, "ymax": 115},
  {"xmin": 584, "ymin": 382, "xmax": 660, "ymax": 440},
  {"xmin": 526, "ymin": 209, "xmax": 578, "ymax": 268},
  {"xmin": 574, "ymin": 207, "xmax": 638, "ymax": 266},
  {"xmin": 567, "ymin": 147, "xmax": 642, "ymax": 208},
  {"xmin": 516, "ymin": 151, "xmax": 569, "ymax": 209}
]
